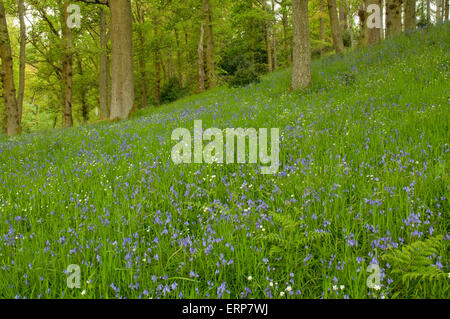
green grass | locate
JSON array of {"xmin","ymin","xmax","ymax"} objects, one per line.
[{"xmin": 0, "ymin": 24, "xmax": 449, "ymax": 299}]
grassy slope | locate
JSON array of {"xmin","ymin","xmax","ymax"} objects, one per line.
[{"xmin": 0, "ymin": 24, "xmax": 449, "ymax": 299}]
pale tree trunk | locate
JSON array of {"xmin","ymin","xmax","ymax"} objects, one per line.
[
  {"xmin": 358, "ymin": 3, "xmax": 368, "ymax": 46},
  {"xmin": 358, "ymin": 0, "xmax": 381, "ymax": 46},
  {"xmin": 202, "ymin": 0, "xmax": 216, "ymax": 89},
  {"xmin": 386, "ymin": 0, "xmax": 403, "ymax": 37},
  {"xmin": 62, "ymin": 0, "xmax": 73, "ymax": 127},
  {"xmin": 18, "ymin": 0, "xmax": 26, "ymax": 124},
  {"xmin": 99, "ymin": 7, "xmax": 110, "ymax": 119},
  {"xmin": 198, "ymin": 23, "xmax": 206, "ymax": 93},
  {"xmin": 110, "ymin": 0, "xmax": 135, "ymax": 120},
  {"xmin": 291, "ymin": 0, "xmax": 311, "ymax": 90},
  {"xmin": 365, "ymin": 0, "xmax": 382, "ymax": 45},
  {"xmin": 328, "ymin": 0, "xmax": 345, "ymax": 53},
  {"xmin": 405, "ymin": 0, "xmax": 416, "ymax": 30},
  {"xmin": 0, "ymin": 0, "xmax": 20, "ymax": 135},
  {"xmin": 271, "ymin": 0, "xmax": 278, "ymax": 69},
  {"xmin": 436, "ymin": 0, "xmax": 442, "ymax": 23},
  {"xmin": 262, "ymin": 0, "xmax": 273, "ymax": 73},
  {"xmin": 347, "ymin": 0, "xmax": 355, "ymax": 47}
]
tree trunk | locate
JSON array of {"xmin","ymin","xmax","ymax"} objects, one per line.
[
  {"xmin": 99, "ymin": 7, "xmax": 109, "ymax": 119},
  {"xmin": 347, "ymin": 0, "xmax": 355, "ymax": 47},
  {"xmin": 198, "ymin": 23, "xmax": 206, "ymax": 93},
  {"xmin": 365, "ymin": 0, "xmax": 382, "ymax": 45},
  {"xmin": 174, "ymin": 28, "xmax": 184, "ymax": 86},
  {"xmin": 386, "ymin": 0, "xmax": 403, "ymax": 38},
  {"xmin": 291, "ymin": 0, "xmax": 311, "ymax": 90},
  {"xmin": 137, "ymin": 27, "xmax": 148, "ymax": 109},
  {"xmin": 328, "ymin": 0, "xmax": 345, "ymax": 53},
  {"xmin": 77, "ymin": 57, "xmax": 89, "ymax": 124},
  {"xmin": 62, "ymin": 0, "xmax": 73, "ymax": 127},
  {"xmin": 202, "ymin": 0, "xmax": 216, "ymax": 89},
  {"xmin": 18, "ymin": 0, "xmax": 26, "ymax": 124},
  {"xmin": 281, "ymin": 0, "xmax": 290, "ymax": 66},
  {"xmin": 271, "ymin": 0, "xmax": 278, "ymax": 69},
  {"xmin": 339, "ymin": 0, "xmax": 348, "ymax": 30},
  {"xmin": 404, "ymin": 0, "xmax": 416, "ymax": 30},
  {"xmin": 320, "ymin": 0, "xmax": 326, "ymax": 56},
  {"xmin": 436, "ymin": 0, "xmax": 442, "ymax": 23},
  {"xmin": 426, "ymin": 0, "xmax": 430, "ymax": 24},
  {"xmin": 445, "ymin": 0, "xmax": 449, "ymax": 21},
  {"xmin": 0, "ymin": 0, "xmax": 20, "ymax": 135},
  {"xmin": 109, "ymin": 0, "xmax": 134, "ymax": 120},
  {"xmin": 153, "ymin": 16, "xmax": 161, "ymax": 105},
  {"xmin": 262, "ymin": 0, "xmax": 273, "ymax": 73}
]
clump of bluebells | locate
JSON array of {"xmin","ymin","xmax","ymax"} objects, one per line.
[{"xmin": 0, "ymin": 24, "xmax": 449, "ymax": 299}]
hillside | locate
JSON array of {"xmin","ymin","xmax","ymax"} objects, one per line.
[{"xmin": 0, "ymin": 23, "xmax": 449, "ymax": 299}]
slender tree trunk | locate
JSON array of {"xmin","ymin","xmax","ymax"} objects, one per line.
[
  {"xmin": 291, "ymin": 0, "xmax": 311, "ymax": 90},
  {"xmin": 347, "ymin": 0, "xmax": 355, "ymax": 47},
  {"xmin": 62, "ymin": 0, "xmax": 73, "ymax": 127},
  {"xmin": 426, "ymin": 0, "xmax": 430, "ymax": 23},
  {"xmin": 77, "ymin": 57, "xmax": 89, "ymax": 124},
  {"xmin": 153, "ymin": 16, "xmax": 161, "ymax": 105},
  {"xmin": 320, "ymin": 0, "xmax": 326, "ymax": 56},
  {"xmin": 262, "ymin": 0, "xmax": 273, "ymax": 73},
  {"xmin": 202, "ymin": 0, "xmax": 216, "ymax": 89},
  {"xmin": 0, "ymin": 0, "xmax": 20, "ymax": 135},
  {"xmin": 99, "ymin": 7, "xmax": 109, "ymax": 119},
  {"xmin": 109, "ymin": 0, "xmax": 135, "ymax": 120},
  {"xmin": 358, "ymin": 3, "xmax": 368, "ymax": 46},
  {"xmin": 445, "ymin": 0, "xmax": 449, "ymax": 21},
  {"xmin": 174, "ymin": 28, "xmax": 184, "ymax": 85},
  {"xmin": 327, "ymin": 0, "xmax": 345, "ymax": 53},
  {"xmin": 198, "ymin": 23, "xmax": 206, "ymax": 93},
  {"xmin": 405, "ymin": 0, "xmax": 416, "ymax": 30},
  {"xmin": 137, "ymin": 28, "xmax": 148, "ymax": 109},
  {"xmin": 281, "ymin": 0, "xmax": 290, "ymax": 66},
  {"xmin": 436, "ymin": 0, "xmax": 442, "ymax": 23},
  {"xmin": 271, "ymin": 0, "xmax": 278, "ymax": 69},
  {"xmin": 18, "ymin": 0, "xmax": 26, "ymax": 124},
  {"xmin": 380, "ymin": 0, "xmax": 385, "ymax": 39},
  {"xmin": 386, "ymin": 0, "xmax": 403, "ymax": 37}
]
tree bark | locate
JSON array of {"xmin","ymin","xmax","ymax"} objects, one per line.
[
  {"xmin": 62, "ymin": 0, "xmax": 73, "ymax": 127},
  {"xmin": 198, "ymin": 23, "xmax": 206, "ymax": 93},
  {"xmin": 99, "ymin": 7, "xmax": 110, "ymax": 119},
  {"xmin": 436, "ymin": 0, "xmax": 442, "ymax": 23},
  {"xmin": 327, "ymin": 0, "xmax": 345, "ymax": 53},
  {"xmin": 18, "ymin": 0, "xmax": 26, "ymax": 124},
  {"xmin": 0, "ymin": 0, "xmax": 21, "ymax": 135},
  {"xmin": 386, "ymin": 0, "xmax": 403, "ymax": 38},
  {"xmin": 445, "ymin": 0, "xmax": 449, "ymax": 21},
  {"xmin": 271, "ymin": 0, "xmax": 278, "ymax": 69},
  {"xmin": 77, "ymin": 57, "xmax": 89, "ymax": 124},
  {"xmin": 320, "ymin": 0, "xmax": 326, "ymax": 56},
  {"xmin": 404, "ymin": 0, "xmax": 416, "ymax": 30},
  {"xmin": 291, "ymin": 0, "xmax": 311, "ymax": 90},
  {"xmin": 262, "ymin": 0, "xmax": 273, "ymax": 73},
  {"xmin": 202, "ymin": 0, "xmax": 216, "ymax": 89},
  {"xmin": 109, "ymin": 0, "xmax": 135, "ymax": 120}
]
